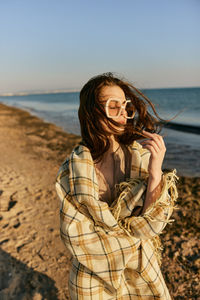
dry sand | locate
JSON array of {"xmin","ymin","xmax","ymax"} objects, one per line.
[{"xmin": 0, "ymin": 103, "xmax": 199, "ymax": 299}]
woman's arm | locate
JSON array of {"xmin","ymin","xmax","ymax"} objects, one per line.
[{"xmin": 140, "ymin": 130, "xmax": 166, "ymax": 214}]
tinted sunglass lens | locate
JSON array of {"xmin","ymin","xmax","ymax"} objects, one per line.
[{"xmin": 125, "ymin": 102, "xmax": 135, "ymax": 118}]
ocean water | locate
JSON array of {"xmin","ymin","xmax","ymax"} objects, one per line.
[{"xmin": 1, "ymin": 87, "xmax": 200, "ymax": 177}]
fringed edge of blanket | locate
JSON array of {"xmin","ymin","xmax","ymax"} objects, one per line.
[
  {"xmin": 110, "ymin": 177, "xmax": 146, "ymax": 221},
  {"xmin": 110, "ymin": 169, "xmax": 179, "ymax": 266}
]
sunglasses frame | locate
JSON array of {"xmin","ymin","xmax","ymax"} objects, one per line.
[{"xmin": 104, "ymin": 98, "xmax": 135, "ymax": 119}]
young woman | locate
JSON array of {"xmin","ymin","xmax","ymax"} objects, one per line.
[{"xmin": 56, "ymin": 73, "xmax": 178, "ymax": 299}]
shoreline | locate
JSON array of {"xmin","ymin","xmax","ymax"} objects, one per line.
[
  {"xmin": 0, "ymin": 103, "xmax": 199, "ymax": 299},
  {"xmin": 1, "ymin": 101, "xmax": 200, "ymax": 177}
]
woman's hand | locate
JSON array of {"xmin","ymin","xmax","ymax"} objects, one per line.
[
  {"xmin": 140, "ymin": 130, "xmax": 166, "ymax": 179},
  {"xmin": 140, "ymin": 130, "xmax": 166, "ymax": 214}
]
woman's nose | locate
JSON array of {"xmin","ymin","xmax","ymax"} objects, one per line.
[{"xmin": 121, "ymin": 106, "xmax": 127, "ymax": 116}]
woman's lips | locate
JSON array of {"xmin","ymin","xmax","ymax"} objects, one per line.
[{"xmin": 119, "ymin": 117, "xmax": 127, "ymax": 124}]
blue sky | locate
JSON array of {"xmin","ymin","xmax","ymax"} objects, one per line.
[{"xmin": 0, "ymin": 0, "xmax": 200, "ymax": 93}]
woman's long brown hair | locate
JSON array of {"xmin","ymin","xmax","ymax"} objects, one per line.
[{"xmin": 78, "ymin": 72, "xmax": 163, "ymax": 161}]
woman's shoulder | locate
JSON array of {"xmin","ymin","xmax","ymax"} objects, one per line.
[
  {"xmin": 56, "ymin": 143, "xmax": 92, "ymax": 179},
  {"xmin": 71, "ymin": 143, "xmax": 92, "ymax": 160},
  {"xmin": 60, "ymin": 143, "xmax": 92, "ymax": 168}
]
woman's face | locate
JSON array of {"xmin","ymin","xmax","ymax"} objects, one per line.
[{"xmin": 99, "ymin": 85, "xmax": 128, "ymax": 126}]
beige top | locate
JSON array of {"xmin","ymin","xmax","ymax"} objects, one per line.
[{"xmin": 94, "ymin": 144, "xmax": 132, "ymax": 206}]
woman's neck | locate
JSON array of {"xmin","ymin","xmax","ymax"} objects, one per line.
[
  {"xmin": 107, "ymin": 135, "xmax": 120, "ymax": 154},
  {"xmin": 95, "ymin": 135, "xmax": 120, "ymax": 168},
  {"xmin": 95, "ymin": 136, "xmax": 120, "ymax": 165}
]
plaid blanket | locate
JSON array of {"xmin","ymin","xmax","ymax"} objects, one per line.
[{"xmin": 56, "ymin": 141, "xmax": 178, "ymax": 299}]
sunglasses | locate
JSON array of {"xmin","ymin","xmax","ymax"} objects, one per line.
[{"xmin": 102, "ymin": 98, "xmax": 136, "ymax": 119}]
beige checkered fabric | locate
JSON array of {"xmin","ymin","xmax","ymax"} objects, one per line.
[{"xmin": 55, "ymin": 141, "xmax": 178, "ymax": 299}]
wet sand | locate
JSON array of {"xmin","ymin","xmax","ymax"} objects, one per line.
[{"xmin": 0, "ymin": 103, "xmax": 199, "ymax": 299}]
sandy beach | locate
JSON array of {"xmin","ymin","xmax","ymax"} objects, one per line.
[{"xmin": 0, "ymin": 103, "xmax": 199, "ymax": 299}]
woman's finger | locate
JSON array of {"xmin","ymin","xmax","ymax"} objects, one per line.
[
  {"xmin": 153, "ymin": 133, "xmax": 166, "ymax": 148},
  {"xmin": 141, "ymin": 140, "xmax": 160, "ymax": 153},
  {"xmin": 142, "ymin": 131, "xmax": 165, "ymax": 150},
  {"xmin": 142, "ymin": 144, "xmax": 157, "ymax": 157},
  {"xmin": 142, "ymin": 130, "xmax": 154, "ymax": 137},
  {"xmin": 141, "ymin": 136, "xmax": 163, "ymax": 151},
  {"xmin": 142, "ymin": 130, "xmax": 163, "ymax": 141},
  {"xmin": 150, "ymin": 136, "xmax": 163, "ymax": 151}
]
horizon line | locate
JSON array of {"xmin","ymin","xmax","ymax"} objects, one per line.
[{"xmin": 0, "ymin": 85, "xmax": 200, "ymax": 97}]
